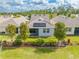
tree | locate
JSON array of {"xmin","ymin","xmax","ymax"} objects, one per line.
[
  {"xmin": 48, "ymin": 13, "xmax": 53, "ymax": 19},
  {"xmin": 57, "ymin": 6, "xmax": 65, "ymax": 15},
  {"xmin": 54, "ymin": 22, "xmax": 66, "ymax": 41},
  {"xmin": 20, "ymin": 22, "xmax": 29, "ymax": 41},
  {"xmin": 6, "ymin": 24, "xmax": 16, "ymax": 39}
]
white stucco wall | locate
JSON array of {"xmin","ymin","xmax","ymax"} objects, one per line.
[
  {"xmin": 39, "ymin": 28, "xmax": 54, "ymax": 37},
  {"xmin": 66, "ymin": 28, "xmax": 75, "ymax": 35}
]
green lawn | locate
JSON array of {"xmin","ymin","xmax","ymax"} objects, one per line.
[
  {"xmin": 66, "ymin": 36, "xmax": 79, "ymax": 43},
  {"xmin": 0, "ymin": 35, "xmax": 10, "ymax": 41},
  {"xmin": 0, "ymin": 35, "xmax": 79, "ymax": 43},
  {"xmin": 1, "ymin": 46, "xmax": 79, "ymax": 59},
  {"xmin": 0, "ymin": 35, "xmax": 79, "ymax": 59},
  {"xmin": 26, "ymin": 36, "xmax": 79, "ymax": 43}
]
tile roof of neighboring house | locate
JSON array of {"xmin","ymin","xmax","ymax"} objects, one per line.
[
  {"xmin": 0, "ymin": 16, "xmax": 29, "ymax": 27},
  {"xmin": 0, "ymin": 15, "xmax": 79, "ymax": 28},
  {"xmin": 0, "ymin": 15, "xmax": 12, "ymax": 23},
  {"xmin": 50, "ymin": 15, "xmax": 75, "ymax": 27},
  {"xmin": 0, "ymin": 19, "xmax": 17, "ymax": 27},
  {"xmin": 73, "ymin": 16, "xmax": 79, "ymax": 27},
  {"xmin": 29, "ymin": 15, "xmax": 79, "ymax": 28},
  {"xmin": 12, "ymin": 16, "xmax": 29, "ymax": 26}
]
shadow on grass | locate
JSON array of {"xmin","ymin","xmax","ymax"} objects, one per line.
[
  {"xmin": 2, "ymin": 47, "xmax": 57, "ymax": 54},
  {"xmin": 2, "ymin": 47, "xmax": 18, "ymax": 52},
  {"xmin": 34, "ymin": 47, "xmax": 57, "ymax": 54}
]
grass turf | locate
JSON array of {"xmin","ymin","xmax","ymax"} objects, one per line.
[
  {"xmin": 1, "ymin": 46, "xmax": 79, "ymax": 59},
  {"xmin": 0, "ymin": 35, "xmax": 79, "ymax": 59},
  {"xmin": 0, "ymin": 35, "xmax": 79, "ymax": 43}
]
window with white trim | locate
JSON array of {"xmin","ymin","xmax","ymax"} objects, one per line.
[
  {"xmin": 67, "ymin": 27, "xmax": 72, "ymax": 32},
  {"xmin": 43, "ymin": 28, "xmax": 49, "ymax": 33}
]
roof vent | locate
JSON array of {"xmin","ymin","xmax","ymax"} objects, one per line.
[{"xmin": 38, "ymin": 19, "xmax": 41, "ymax": 21}]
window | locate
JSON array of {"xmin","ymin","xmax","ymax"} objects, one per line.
[
  {"xmin": 16, "ymin": 28, "xmax": 18, "ymax": 33},
  {"xmin": 74, "ymin": 27, "xmax": 79, "ymax": 35},
  {"xmin": 0, "ymin": 32, "xmax": 5, "ymax": 34},
  {"xmin": 33, "ymin": 23, "xmax": 46, "ymax": 27},
  {"xmin": 1, "ymin": 32, "xmax": 5, "ymax": 34},
  {"xmin": 43, "ymin": 28, "xmax": 49, "ymax": 33},
  {"xmin": 30, "ymin": 29, "xmax": 38, "ymax": 33},
  {"xmin": 67, "ymin": 28, "xmax": 72, "ymax": 32}
]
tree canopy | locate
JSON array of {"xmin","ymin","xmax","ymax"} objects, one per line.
[
  {"xmin": 0, "ymin": 6, "xmax": 79, "ymax": 19},
  {"xmin": 20, "ymin": 22, "xmax": 29, "ymax": 41},
  {"xmin": 54, "ymin": 22, "xmax": 66, "ymax": 41},
  {"xmin": 6, "ymin": 24, "xmax": 16, "ymax": 38}
]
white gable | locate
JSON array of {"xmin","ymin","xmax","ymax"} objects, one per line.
[{"xmin": 29, "ymin": 17, "xmax": 53, "ymax": 28}]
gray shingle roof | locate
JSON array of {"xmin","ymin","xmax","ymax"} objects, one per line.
[
  {"xmin": 12, "ymin": 16, "xmax": 29, "ymax": 26},
  {"xmin": 73, "ymin": 16, "xmax": 79, "ymax": 27},
  {"xmin": 0, "ymin": 16, "xmax": 29, "ymax": 27},
  {"xmin": 50, "ymin": 15, "xmax": 76, "ymax": 27},
  {"xmin": 0, "ymin": 15, "xmax": 79, "ymax": 29},
  {"xmin": 0, "ymin": 16, "xmax": 29, "ymax": 32},
  {"xmin": 31, "ymin": 14, "xmax": 49, "ymax": 21}
]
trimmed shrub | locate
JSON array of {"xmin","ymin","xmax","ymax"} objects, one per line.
[
  {"xmin": 45, "ymin": 39, "xmax": 56, "ymax": 47},
  {"xmin": 31, "ymin": 38, "xmax": 44, "ymax": 46},
  {"xmin": 13, "ymin": 35, "xmax": 22, "ymax": 46},
  {"xmin": 13, "ymin": 39, "xmax": 22, "ymax": 46},
  {"xmin": 2, "ymin": 40, "xmax": 7, "ymax": 47}
]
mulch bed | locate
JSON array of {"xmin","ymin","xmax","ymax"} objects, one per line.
[{"xmin": 0, "ymin": 41, "xmax": 79, "ymax": 49}]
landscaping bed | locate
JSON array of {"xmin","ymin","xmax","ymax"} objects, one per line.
[
  {"xmin": 0, "ymin": 39, "xmax": 77, "ymax": 48},
  {"xmin": 0, "ymin": 36, "xmax": 79, "ymax": 48}
]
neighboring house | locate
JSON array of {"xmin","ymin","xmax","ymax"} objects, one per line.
[
  {"xmin": 29, "ymin": 15, "xmax": 79, "ymax": 36},
  {"xmin": 50, "ymin": 15, "xmax": 79, "ymax": 36},
  {"xmin": 73, "ymin": 17, "xmax": 79, "ymax": 35},
  {"xmin": 0, "ymin": 16, "xmax": 28, "ymax": 34},
  {"xmin": 29, "ymin": 14, "xmax": 54, "ymax": 37},
  {"xmin": 0, "ymin": 14, "xmax": 79, "ymax": 36}
]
